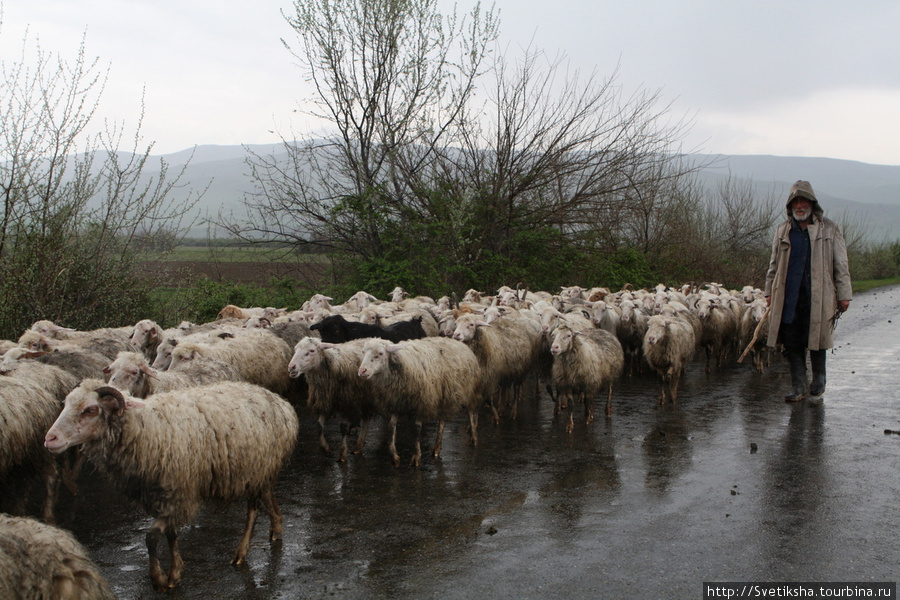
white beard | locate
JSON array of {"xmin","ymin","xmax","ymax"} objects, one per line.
[{"xmin": 792, "ymin": 208, "xmax": 811, "ymax": 222}]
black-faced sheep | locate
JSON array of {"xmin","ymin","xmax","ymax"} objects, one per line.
[
  {"xmin": 451, "ymin": 312, "xmax": 542, "ymax": 422},
  {"xmin": 357, "ymin": 337, "xmax": 482, "ymax": 467},
  {"xmin": 288, "ymin": 337, "xmax": 380, "ymax": 462},
  {"xmin": 44, "ymin": 379, "xmax": 299, "ymax": 591},
  {"xmin": 642, "ymin": 314, "xmax": 697, "ymax": 404},
  {"xmin": 0, "ymin": 514, "xmax": 115, "ymax": 600},
  {"xmin": 549, "ymin": 324, "xmax": 625, "ymax": 431}
]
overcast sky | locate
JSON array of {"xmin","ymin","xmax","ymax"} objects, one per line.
[{"xmin": 3, "ymin": 0, "xmax": 899, "ymax": 165}]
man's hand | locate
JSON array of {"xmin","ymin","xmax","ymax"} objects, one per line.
[
  {"xmin": 765, "ymin": 296, "xmax": 771, "ymax": 307},
  {"xmin": 838, "ymin": 299, "xmax": 850, "ymax": 313}
]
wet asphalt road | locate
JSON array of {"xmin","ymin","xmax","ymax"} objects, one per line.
[{"xmin": 52, "ymin": 286, "xmax": 900, "ymax": 599}]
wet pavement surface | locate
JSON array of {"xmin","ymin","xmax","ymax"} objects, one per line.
[{"xmin": 52, "ymin": 286, "xmax": 900, "ymax": 599}]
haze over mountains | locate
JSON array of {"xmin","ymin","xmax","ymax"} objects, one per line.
[{"xmin": 156, "ymin": 144, "xmax": 900, "ymax": 240}]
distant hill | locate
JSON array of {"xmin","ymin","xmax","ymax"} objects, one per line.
[{"xmin": 153, "ymin": 144, "xmax": 900, "ymax": 240}]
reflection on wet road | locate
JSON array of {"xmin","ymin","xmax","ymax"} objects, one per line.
[{"xmin": 53, "ymin": 286, "xmax": 900, "ymax": 599}]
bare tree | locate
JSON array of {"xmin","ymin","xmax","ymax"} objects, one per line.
[{"xmin": 0, "ymin": 26, "xmax": 200, "ymax": 337}]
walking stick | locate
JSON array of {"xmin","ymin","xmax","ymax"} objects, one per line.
[{"xmin": 737, "ymin": 305, "xmax": 771, "ymax": 363}]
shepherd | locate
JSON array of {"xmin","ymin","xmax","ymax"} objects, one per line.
[{"xmin": 764, "ymin": 180, "xmax": 852, "ymax": 402}]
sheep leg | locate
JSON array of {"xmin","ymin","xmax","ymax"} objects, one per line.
[
  {"xmin": 41, "ymin": 461, "xmax": 60, "ymax": 524},
  {"xmin": 352, "ymin": 419, "xmax": 370, "ymax": 454},
  {"xmin": 262, "ymin": 487, "xmax": 284, "ymax": 541},
  {"xmin": 468, "ymin": 410, "xmax": 479, "ymax": 446},
  {"xmin": 146, "ymin": 519, "xmax": 169, "ymax": 591},
  {"xmin": 338, "ymin": 420, "xmax": 351, "ymax": 463},
  {"xmin": 584, "ymin": 393, "xmax": 594, "ymax": 425},
  {"xmin": 670, "ymin": 372, "xmax": 681, "ymax": 404},
  {"xmin": 317, "ymin": 415, "xmax": 331, "ymax": 455},
  {"xmin": 432, "ymin": 420, "xmax": 446, "ymax": 458},
  {"xmin": 233, "ymin": 497, "xmax": 260, "ymax": 565},
  {"xmin": 605, "ymin": 385, "xmax": 613, "ymax": 418},
  {"xmin": 411, "ymin": 419, "xmax": 423, "ymax": 467},
  {"xmin": 165, "ymin": 525, "xmax": 184, "ymax": 589},
  {"xmin": 388, "ymin": 414, "xmax": 401, "ymax": 467},
  {"xmin": 60, "ymin": 449, "xmax": 85, "ymax": 496}
]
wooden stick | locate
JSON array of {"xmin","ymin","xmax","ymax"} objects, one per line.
[{"xmin": 737, "ymin": 306, "xmax": 771, "ymax": 363}]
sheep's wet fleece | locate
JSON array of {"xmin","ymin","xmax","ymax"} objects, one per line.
[{"xmin": 1, "ymin": 283, "xmax": 895, "ymax": 597}]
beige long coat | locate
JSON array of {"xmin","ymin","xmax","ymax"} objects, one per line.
[{"xmin": 764, "ymin": 206, "xmax": 852, "ymax": 350}]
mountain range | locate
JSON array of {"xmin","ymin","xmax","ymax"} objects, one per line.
[{"xmin": 153, "ymin": 144, "xmax": 900, "ymax": 241}]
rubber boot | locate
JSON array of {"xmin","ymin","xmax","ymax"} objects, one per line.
[
  {"xmin": 809, "ymin": 349, "xmax": 826, "ymax": 398},
  {"xmin": 784, "ymin": 348, "xmax": 807, "ymax": 402}
]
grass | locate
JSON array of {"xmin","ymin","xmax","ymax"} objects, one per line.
[{"xmin": 853, "ymin": 276, "xmax": 900, "ymax": 294}]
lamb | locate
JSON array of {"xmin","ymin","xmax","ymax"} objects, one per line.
[
  {"xmin": 549, "ymin": 324, "xmax": 624, "ymax": 431},
  {"xmin": 309, "ymin": 313, "xmax": 427, "ymax": 344},
  {"xmin": 0, "ymin": 377, "xmax": 63, "ymax": 522},
  {"xmin": 104, "ymin": 350, "xmax": 242, "ymax": 398},
  {"xmin": 357, "ymin": 337, "xmax": 482, "ymax": 466},
  {"xmin": 44, "ymin": 379, "xmax": 299, "ymax": 590},
  {"xmin": 642, "ymin": 314, "xmax": 697, "ymax": 404},
  {"xmin": 451, "ymin": 312, "xmax": 543, "ymax": 422},
  {"xmin": 288, "ymin": 337, "xmax": 381, "ymax": 462},
  {"xmin": 168, "ymin": 329, "xmax": 296, "ymax": 398},
  {"xmin": 0, "ymin": 514, "xmax": 115, "ymax": 599}
]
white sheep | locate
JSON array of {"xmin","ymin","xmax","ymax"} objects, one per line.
[
  {"xmin": 44, "ymin": 379, "xmax": 299, "ymax": 591},
  {"xmin": 694, "ymin": 294, "xmax": 739, "ymax": 372},
  {"xmin": 104, "ymin": 350, "xmax": 242, "ymax": 398},
  {"xmin": 642, "ymin": 314, "xmax": 697, "ymax": 404},
  {"xmin": 616, "ymin": 298, "xmax": 650, "ymax": 375},
  {"xmin": 0, "ymin": 377, "xmax": 64, "ymax": 523},
  {"xmin": 549, "ymin": 324, "xmax": 624, "ymax": 431},
  {"xmin": 0, "ymin": 514, "xmax": 115, "ymax": 599},
  {"xmin": 288, "ymin": 337, "xmax": 381, "ymax": 461},
  {"xmin": 168, "ymin": 328, "xmax": 296, "ymax": 398},
  {"xmin": 739, "ymin": 298, "xmax": 771, "ymax": 373},
  {"xmin": 357, "ymin": 337, "xmax": 482, "ymax": 467},
  {"xmin": 451, "ymin": 312, "xmax": 542, "ymax": 422},
  {"xmin": 18, "ymin": 330, "xmax": 132, "ymax": 362}
]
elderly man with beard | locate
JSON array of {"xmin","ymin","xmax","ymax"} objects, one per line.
[{"xmin": 764, "ymin": 180, "xmax": 852, "ymax": 402}]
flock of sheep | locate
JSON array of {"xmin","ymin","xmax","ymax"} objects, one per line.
[{"xmin": 0, "ymin": 281, "xmax": 770, "ymax": 595}]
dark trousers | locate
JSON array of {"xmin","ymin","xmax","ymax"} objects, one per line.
[{"xmin": 779, "ymin": 287, "xmax": 811, "ymax": 352}]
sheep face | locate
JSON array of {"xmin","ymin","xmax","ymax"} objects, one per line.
[
  {"xmin": 288, "ymin": 337, "xmax": 324, "ymax": 378},
  {"xmin": 129, "ymin": 320, "xmax": 160, "ymax": 351},
  {"xmin": 18, "ymin": 331, "xmax": 53, "ymax": 352},
  {"xmin": 45, "ymin": 383, "xmax": 125, "ymax": 453},
  {"xmin": 168, "ymin": 345, "xmax": 203, "ymax": 371},
  {"xmin": 549, "ymin": 327, "xmax": 576, "ymax": 356},
  {"xmin": 105, "ymin": 352, "xmax": 155, "ymax": 395},
  {"xmin": 357, "ymin": 339, "xmax": 402, "ymax": 379},
  {"xmin": 451, "ymin": 315, "xmax": 489, "ymax": 343},
  {"xmin": 151, "ymin": 341, "xmax": 175, "ymax": 370},
  {"xmin": 644, "ymin": 316, "xmax": 670, "ymax": 345}
]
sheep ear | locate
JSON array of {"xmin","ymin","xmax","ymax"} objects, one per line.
[
  {"xmin": 386, "ymin": 343, "xmax": 404, "ymax": 353},
  {"xmin": 102, "ymin": 365, "xmax": 111, "ymax": 374},
  {"xmin": 95, "ymin": 386, "xmax": 126, "ymax": 416},
  {"xmin": 319, "ymin": 342, "xmax": 337, "ymax": 350},
  {"xmin": 148, "ymin": 328, "xmax": 160, "ymax": 344},
  {"xmin": 140, "ymin": 364, "xmax": 157, "ymax": 379},
  {"xmin": 475, "ymin": 320, "xmax": 492, "ymax": 327}
]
